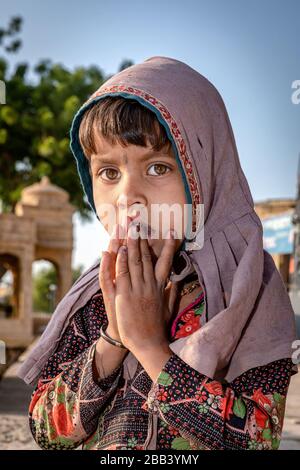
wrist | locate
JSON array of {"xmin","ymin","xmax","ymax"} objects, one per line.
[
  {"xmin": 105, "ymin": 325, "xmax": 122, "ymax": 343},
  {"xmin": 96, "ymin": 334, "xmax": 128, "ymax": 358},
  {"xmin": 101, "ymin": 325, "xmax": 128, "ymax": 350},
  {"xmin": 130, "ymin": 340, "xmax": 172, "ymax": 357},
  {"xmin": 131, "ymin": 343, "xmax": 173, "ymax": 383}
]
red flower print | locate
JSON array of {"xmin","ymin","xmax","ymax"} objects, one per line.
[
  {"xmin": 52, "ymin": 403, "xmax": 75, "ymax": 436},
  {"xmin": 157, "ymin": 390, "xmax": 168, "ymax": 402},
  {"xmin": 254, "ymin": 408, "xmax": 269, "ymax": 430},
  {"xmin": 204, "ymin": 381, "xmax": 223, "ymax": 396},
  {"xmin": 222, "ymin": 389, "xmax": 235, "ymax": 420},
  {"xmin": 252, "ymin": 388, "xmax": 272, "ymax": 411},
  {"xmin": 47, "ymin": 410, "xmax": 58, "ymax": 440},
  {"xmin": 195, "ymin": 390, "xmax": 208, "ymax": 403},
  {"xmin": 29, "ymin": 388, "xmax": 45, "ymax": 414},
  {"xmin": 175, "ymin": 317, "xmax": 200, "ymax": 339},
  {"xmin": 169, "ymin": 427, "xmax": 179, "ymax": 436},
  {"xmin": 181, "ymin": 311, "xmax": 193, "ymax": 322}
]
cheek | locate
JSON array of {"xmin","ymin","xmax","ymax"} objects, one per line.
[
  {"xmin": 173, "ymin": 173, "xmax": 190, "ymax": 238},
  {"xmin": 147, "ymin": 174, "xmax": 187, "ymax": 241},
  {"xmin": 166, "ymin": 173, "xmax": 187, "ymax": 207},
  {"xmin": 93, "ymin": 186, "xmax": 116, "ymax": 231}
]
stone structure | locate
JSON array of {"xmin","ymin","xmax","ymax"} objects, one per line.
[{"xmin": 0, "ymin": 177, "xmax": 75, "ymax": 348}]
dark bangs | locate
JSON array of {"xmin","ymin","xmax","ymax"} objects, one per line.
[{"xmin": 78, "ymin": 96, "xmax": 172, "ymax": 160}]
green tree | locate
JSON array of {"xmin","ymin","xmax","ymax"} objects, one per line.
[
  {"xmin": 0, "ymin": 16, "xmax": 22, "ymax": 53},
  {"xmin": 32, "ymin": 263, "xmax": 84, "ymax": 313},
  {"xmin": 0, "ymin": 17, "xmax": 134, "ymax": 220}
]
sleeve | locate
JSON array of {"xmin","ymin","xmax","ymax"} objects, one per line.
[
  {"xmin": 143, "ymin": 353, "xmax": 296, "ymax": 450},
  {"xmin": 28, "ymin": 292, "xmax": 124, "ymax": 450}
]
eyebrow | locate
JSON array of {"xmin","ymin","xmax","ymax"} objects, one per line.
[{"xmin": 90, "ymin": 150, "xmax": 174, "ymax": 165}]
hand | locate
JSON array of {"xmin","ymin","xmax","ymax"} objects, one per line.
[
  {"xmin": 114, "ymin": 224, "xmax": 177, "ymax": 352},
  {"xmin": 98, "ymin": 218, "xmax": 131, "ymax": 343}
]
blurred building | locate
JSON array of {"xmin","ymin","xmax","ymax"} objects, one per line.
[
  {"xmin": 255, "ymin": 198, "xmax": 295, "ymax": 290},
  {"xmin": 0, "ymin": 176, "xmax": 75, "ymax": 348}
]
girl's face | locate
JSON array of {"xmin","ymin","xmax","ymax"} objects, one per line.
[{"xmin": 90, "ymin": 132, "xmax": 188, "ymax": 260}]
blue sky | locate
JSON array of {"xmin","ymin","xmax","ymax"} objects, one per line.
[{"xmin": 1, "ymin": 0, "xmax": 300, "ymax": 270}]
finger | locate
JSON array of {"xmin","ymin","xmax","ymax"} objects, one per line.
[
  {"xmin": 155, "ymin": 230, "xmax": 177, "ymax": 286},
  {"xmin": 99, "ymin": 251, "xmax": 115, "ymax": 302},
  {"xmin": 119, "ymin": 215, "xmax": 132, "ymax": 247},
  {"xmin": 107, "ymin": 220, "xmax": 130, "ymax": 281},
  {"xmin": 115, "ymin": 244, "xmax": 131, "ymax": 291},
  {"xmin": 107, "ymin": 224, "xmax": 122, "ymax": 281},
  {"xmin": 140, "ymin": 236, "xmax": 155, "ymax": 286},
  {"xmin": 127, "ymin": 223, "xmax": 144, "ymax": 287}
]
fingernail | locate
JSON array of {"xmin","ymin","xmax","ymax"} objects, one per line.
[{"xmin": 119, "ymin": 245, "xmax": 127, "ymax": 255}]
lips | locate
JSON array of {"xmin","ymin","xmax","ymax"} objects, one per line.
[
  {"xmin": 127, "ymin": 219, "xmax": 157, "ymax": 239},
  {"xmin": 121, "ymin": 219, "xmax": 159, "ymax": 263}
]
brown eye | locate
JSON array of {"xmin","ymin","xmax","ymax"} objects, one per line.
[
  {"xmin": 147, "ymin": 164, "xmax": 171, "ymax": 176},
  {"xmin": 99, "ymin": 168, "xmax": 120, "ymax": 181}
]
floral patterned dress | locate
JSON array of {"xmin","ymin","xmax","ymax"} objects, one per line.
[{"xmin": 28, "ymin": 288, "xmax": 297, "ymax": 450}]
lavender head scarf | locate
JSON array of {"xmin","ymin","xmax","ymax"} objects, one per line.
[{"xmin": 18, "ymin": 56, "xmax": 298, "ymax": 393}]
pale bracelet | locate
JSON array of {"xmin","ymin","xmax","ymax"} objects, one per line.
[{"xmin": 99, "ymin": 325, "xmax": 128, "ymax": 349}]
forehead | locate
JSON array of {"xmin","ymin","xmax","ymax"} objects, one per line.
[
  {"xmin": 92, "ymin": 131, "xmax": 125, "ymax": 155},
  {"xmin": 91, "ymin": 129, "xmax": 174, "ymax": 164}
]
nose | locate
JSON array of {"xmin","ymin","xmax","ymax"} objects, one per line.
[
  {"xmin": 117, "ymin": 197, "xmax": 147, "ymax": 231},
  {"xmin": 116, "ymin": 175, "xmax": 147, "ymax": 214}
]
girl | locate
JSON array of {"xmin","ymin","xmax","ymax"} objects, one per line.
[{"xmin": 18, "ymin": 56, "xmax": 298, "ymax": 450}]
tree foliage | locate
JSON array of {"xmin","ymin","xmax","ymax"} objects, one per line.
[
  {"xmin": 32, "ymin": 263, "xmax": 84, "ymax": 313},
  {"xmin": 0, "ymin": 16, "xmax": 134, "ymax": 220}
]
